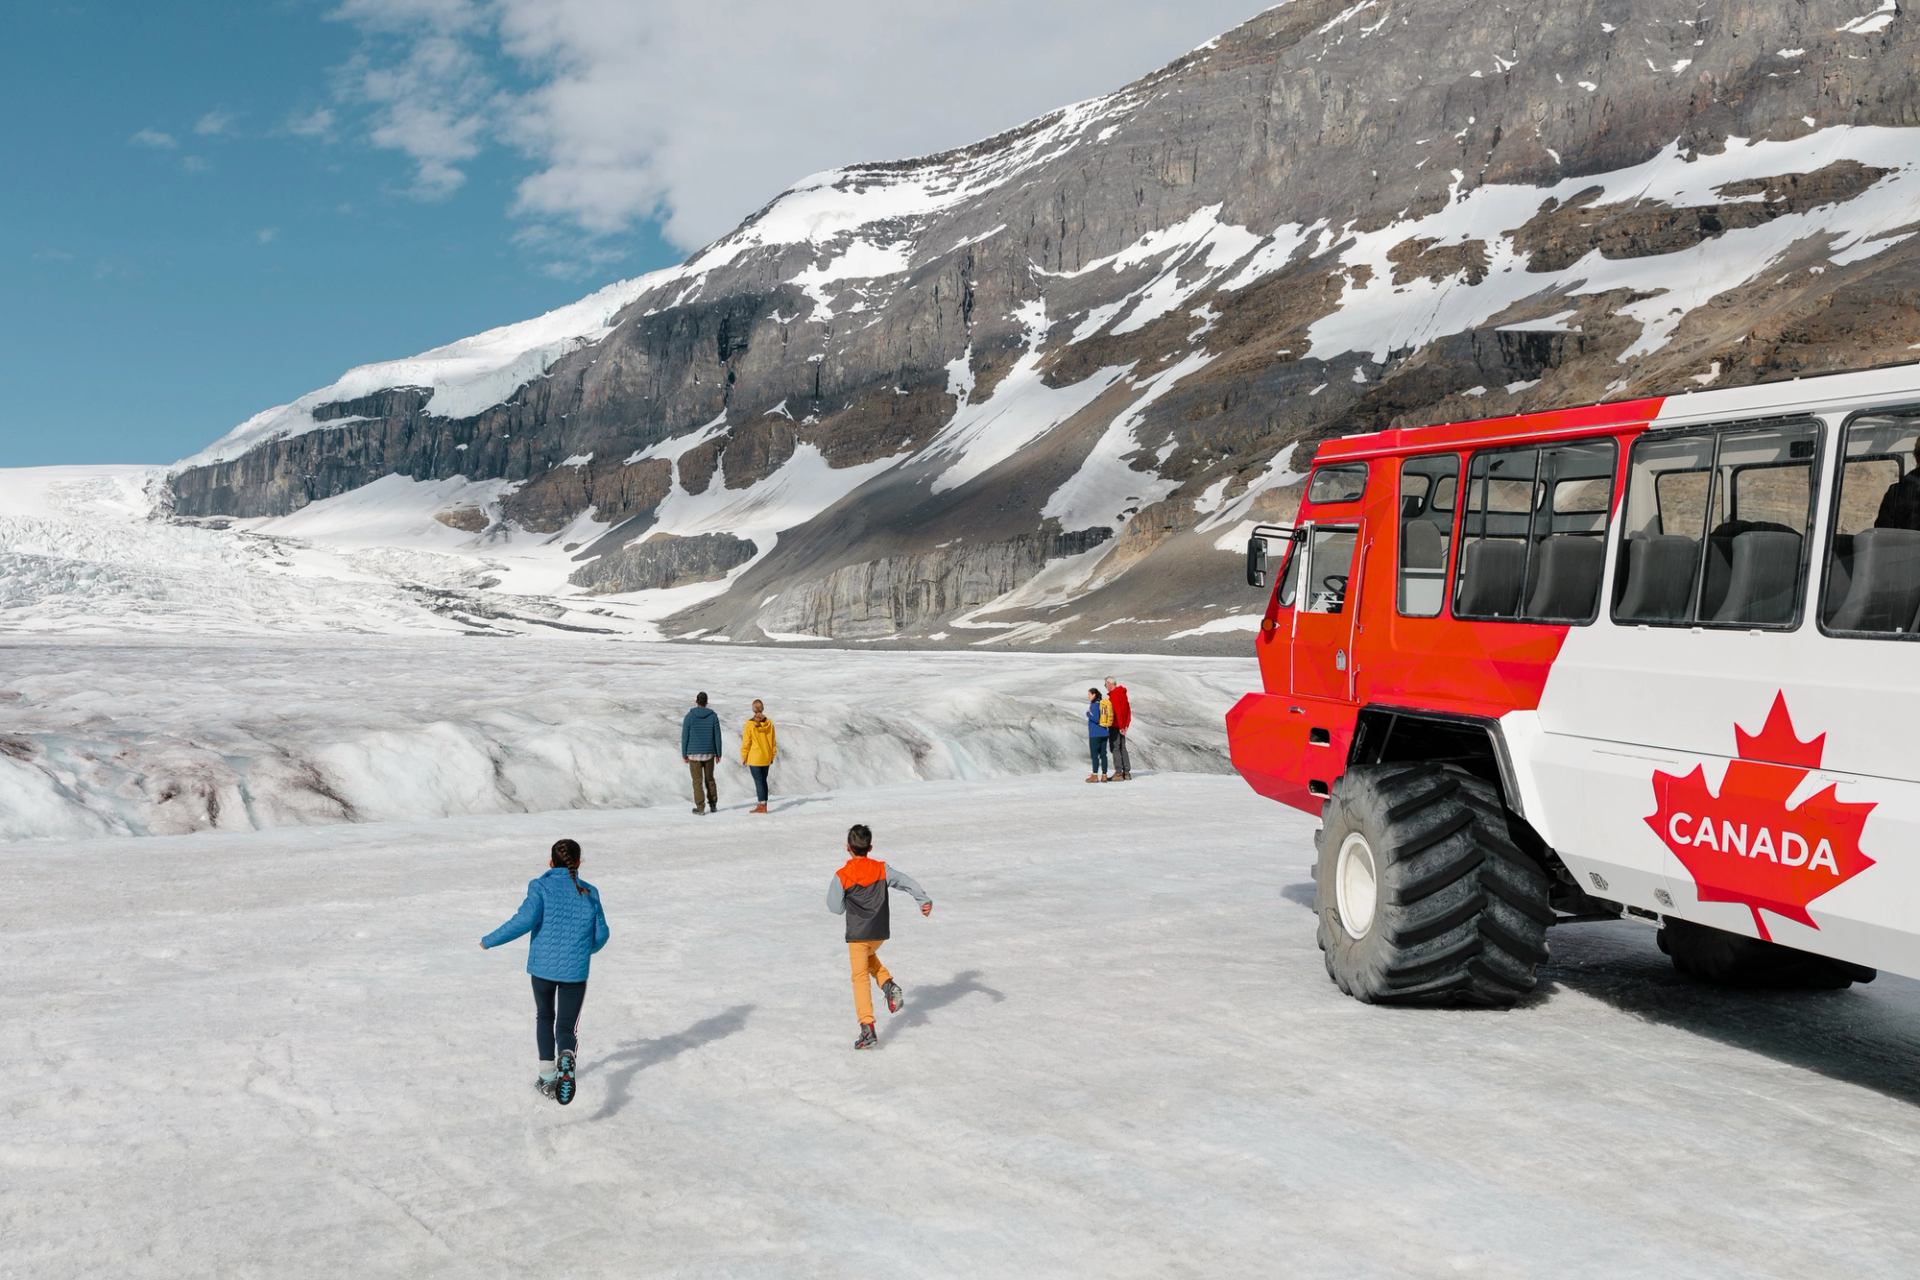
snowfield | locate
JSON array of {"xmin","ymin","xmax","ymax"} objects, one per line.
[
  {"xmin": 7, "ymin": 773, "xmax": 1920, "ymax": 1278},
  {"xmin": 0, "ymin": 637, "xmax": 1241, "ymax": 842}
]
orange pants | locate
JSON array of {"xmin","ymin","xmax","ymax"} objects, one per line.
[{"xmin": 847, "ymin": 940, "xmax": 893, "ymax": 1025}]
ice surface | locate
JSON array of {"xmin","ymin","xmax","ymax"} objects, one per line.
[
  {"xmin": 0, "ymin": 638, "xmax": 1247, "ymax": 842},
  {"xmin": 7, "ymin": 768, "xmax": 1920, "ymax": 1277}
]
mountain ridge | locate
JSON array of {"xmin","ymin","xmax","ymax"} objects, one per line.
[{"xmin": 155, "ymin": 0, "xmax": 1920, "ymax": 649}]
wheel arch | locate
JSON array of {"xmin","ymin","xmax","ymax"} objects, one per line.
[{"xmin": 1347, "ymin": 706, "xmax": 1523, "ymax": 815}]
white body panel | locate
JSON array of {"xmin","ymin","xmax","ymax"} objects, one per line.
[{"xmin": 1509, "ymin": 367, "xmax": 1920, "ymax": 976}]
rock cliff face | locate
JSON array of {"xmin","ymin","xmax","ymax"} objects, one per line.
[
  {"xmin": 171, "ymin": 0, "xmax": 1920, "ymax": 650},
  {"xmin": 568, "ymin": 532, "xmax": 757, "ymax": 595}
]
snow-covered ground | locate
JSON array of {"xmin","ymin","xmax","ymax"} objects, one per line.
[
  {"xmin": 7, "ymin": 772, "xmax": 1920, "ymax": 1278},
  {"xmin": 0, "ymin": 466, "xmax": 676, "ymax": 639},
  {"xmin": 0, "ymin": 637, "xmax": 1243, "ymax": 841}
]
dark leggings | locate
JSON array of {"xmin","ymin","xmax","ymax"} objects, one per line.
[
  {"xmin": 1089, "ymin": 736, "xmax": 1109, "ymax": 774},
  {"xmin": 531, "ymin": 976, "xmax": 587, "ymax": 1060},
  {"xmin": 749, "ymin": 764, "xmax": 770, "ymax": 803}
]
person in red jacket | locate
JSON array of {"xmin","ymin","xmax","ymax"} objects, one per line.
[{"xmin": 1104, "ymin": 676, "xmax": 1133, "ymax": 781}]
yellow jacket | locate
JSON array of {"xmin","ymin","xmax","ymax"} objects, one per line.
[{"xmin": 741, "ymin": 716, "xmax": 778, "ymax": 766}]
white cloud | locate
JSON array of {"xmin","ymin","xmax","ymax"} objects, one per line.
[
  {"xmin": 195, "ymin": 110, "xmax": 236, "ymax": 136},
  {"xmin": 327, "ymin": 0, "xmax": 1270, "ymax": 248},
  {"xmin": 257, "ymin": 227, "xmax": 279, "ymax": 244},
  {"xmin": 337, "ymin": 27, "xmax": 491, "ymax": 199},
  {"xmin": 129, "ymin": 127, "xmax": 177, "ymax": 149},
  {"xmin": 285, "ymin": 106, "xmax": 337, "ymax": 138},
  {"xmin": 181, "ymin": 155, "xmax": 211, "ymax": 173}
]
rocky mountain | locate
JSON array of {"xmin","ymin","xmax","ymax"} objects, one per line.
[{"xmin": 168, "ymin": 0, "xmax": 1920, "ymax": 651}]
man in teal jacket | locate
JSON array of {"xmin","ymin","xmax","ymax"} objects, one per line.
[{"xmin": 681, "ymin": 691, "xmax": 723, "ymax": 814}]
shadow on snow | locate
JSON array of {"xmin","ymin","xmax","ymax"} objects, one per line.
[
  {"xmin": 1279, "ymin": 876, "xmax": 1920, "ymax": 1105},
  {"xmin": 886, "ymin": 969, "xmax": 1007, "ymax": 1040},
  {"xmin": 588, "ymin": 1004, "xmax": 755, "ymax": 1119}
]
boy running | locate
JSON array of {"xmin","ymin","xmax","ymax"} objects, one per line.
[{"xmin": 826, "ymin": 823, "xmax": 932, "ymax": 1050}]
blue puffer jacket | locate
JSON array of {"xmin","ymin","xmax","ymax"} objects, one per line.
[
  {"xmin": 482, "ymin": 868, "xmax": 610, "ymax": 983},
  {"xmin": 681, "ymin": 705, "xmax": 722, "ymax": 756},
  {"xmin": 1086, "ymin": 701, "xmax": 1109, "ymax": 739}
]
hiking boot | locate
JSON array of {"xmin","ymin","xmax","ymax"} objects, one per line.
[
  {"xmin": 555, "ymin": 1049, "xmax": 577, "ymax": 1105},
  {"xmin": 751, "ymin": 803, "xmax": 769, "ymax": 814},
  {"xmin": 854, "ymin": 1023, "xmax": 878, "ymax": 1051},
  {"xmin": 882, "ymin": 980, "xmax": 903, "ymax": 1014},
  {"xmin": 692, "ymin": 805, "xmax": 706, "ymax": 815},
  {"xmin": 534, "ymin": 1061, "xmax": 558, "ymax": 1099}
]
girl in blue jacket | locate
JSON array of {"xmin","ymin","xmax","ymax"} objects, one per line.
[{"xmin": 481, "ymin": 838, "xmax": 610, "ymax": 1105}]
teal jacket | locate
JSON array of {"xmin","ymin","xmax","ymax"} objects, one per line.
[{"xmin": 482, "ymin": 868, "xmax": 609, "ymax": 982}]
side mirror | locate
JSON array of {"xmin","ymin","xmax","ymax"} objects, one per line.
[{"xmin": 1245, "ymin": 524, "xmax": 1295, "ymax": 591}]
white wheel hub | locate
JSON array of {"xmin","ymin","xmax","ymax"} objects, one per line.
[{"xmin": 1335, "ymin": 831, "xmax": 1379, "ymax": 940}]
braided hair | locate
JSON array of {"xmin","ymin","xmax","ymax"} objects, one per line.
[{"xmin": 551, "ymin": 838, "xmax": 589, "ymax": 896}]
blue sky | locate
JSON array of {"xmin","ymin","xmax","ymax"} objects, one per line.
[{"xmin": 1, "ymin": 0, "xmax": 1264, "ymax": 468}]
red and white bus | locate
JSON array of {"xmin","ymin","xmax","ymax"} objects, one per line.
[{"xmin": 1227, "ymin": 364, "xmax": 1920, "ymax": 1005}]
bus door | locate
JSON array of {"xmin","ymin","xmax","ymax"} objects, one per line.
[{"xmin": 1292, "ymin": 521, "xmax": 1364, "ymax": 702}]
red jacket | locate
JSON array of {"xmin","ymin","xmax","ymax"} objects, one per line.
[{"xmin": 1109, "ymin": 685, "xmax": 1132, "ymax": 732}]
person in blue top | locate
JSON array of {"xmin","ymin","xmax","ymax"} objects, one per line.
[
  {"xmin": 681, "ymin": 690, "xmax": 724, "ymax": 814},
  {"xmin": 480, "ymin": 838, "xmax": 610, "ymax": 1105},
  {"xmin": 1085, "ymin": 686, "xmax": 1113, "ymax": 783}
]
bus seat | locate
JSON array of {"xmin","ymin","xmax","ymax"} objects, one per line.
[
  {"xmin": 1524, "ymin": 536, "xmax": 1605, "ymax": 620},
  {"xmin": 1823, "ymin": 533, "xmax": 1854, "ymax": 618},
  {"xmin": 1701, "ymin": 533, "xmax": 1735, "ymax": 618},
  {"xmin": 1455, "ymin": 538, "xmax": 1527, "ymax": 617},
  {"xmin": 1829, "ymin": 527, "xmax": 1920, "ymax": 632},
  {"xmin": 1710, "ymin": 530, "xmax": 1801, "ymax": 626},
  {"xmin": 1616, "ymin": 533, "xmax": 1697, "ymax": 622},
  {"xmin": 1402, "ymin": 519, "xmax": 1446, "ymax": 570}
]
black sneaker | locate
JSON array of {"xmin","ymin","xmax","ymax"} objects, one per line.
[
  {"xmin": 882, "ymin": 980, "xmax": 903, "ymax": 1014},
  {"xmin": 555, "ymin": 1049, "xmax": 577, "ymax": 1105},
  {"xmin": 692, "ymin": 806, "xmax": 705, "ymax": 815},
  {"xmin": 854, "ymin": 1023, "xmax": 878, "ymax": 1051}
]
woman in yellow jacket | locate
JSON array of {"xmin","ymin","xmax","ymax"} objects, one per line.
[{"xmin": 741, "ymin": 699, "xmax": 778, "ymax": 814}]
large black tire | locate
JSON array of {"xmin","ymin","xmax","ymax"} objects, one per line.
[
  {"xmin": 1315, "ymin": 763, "xmax": 1552, "ymax": 1006},
  {"xmin": 1657, "ymin": 918, "xmax": 1876, "ymax": 989}
]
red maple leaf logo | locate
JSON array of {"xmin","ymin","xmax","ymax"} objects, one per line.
[{"xmin": 1646, "ymin": 693, "xmax": 1876, "ymax": 941}]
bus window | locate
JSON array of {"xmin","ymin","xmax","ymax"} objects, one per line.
[
  {"xmin": 1614, "ymin": 418, "xmax": 1819, "ymax": 628},
  {"xmin": 1455, "ymin": 440, "xmax": 1613, "ymax": 622},
  {"xmin": 1397, "ymin": 454, "xmax": 1459, "ymax": 617},
  {"xmin": 1302, "ymin": 527, "xmax": 1359, "ymax": 614},
  {"xmin": 1823, "ymin": 410, "xmax": 1920, "ymax": 638}
]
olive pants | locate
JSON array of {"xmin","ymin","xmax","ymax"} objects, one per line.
[{"xmin": 688, "ymin": 758, "xmax": 718, "ymax": 810}]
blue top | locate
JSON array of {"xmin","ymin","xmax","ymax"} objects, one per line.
[
  {"xmin": 482, "ymin": 868, "xmax": 610, "ymax": 983},
  {"xmin": 681, "ymin": 705, "xmax": 722, "ymax": 756},
  {"xmin": 1086, "ymin": 701, "xmax": 1109, "ymax": 739}
]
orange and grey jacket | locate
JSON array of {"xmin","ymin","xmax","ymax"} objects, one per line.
[{"xmin": 827, "ymin": 856, "xmax": 930, "ymax": 942}]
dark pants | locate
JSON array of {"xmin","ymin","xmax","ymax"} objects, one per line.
[
  {"xmin": 749, "ymin": 764, "xmax": 770, "ymax": 803},
  {"xmin": 1089, "ymin": 736, "xmax": 1109, "ymax": 774},
  {"xmin": 531, "ymin": 976, "xmax": 587, "ymax": 1060},
  {"xmin": 1109, "ymin": 728, "xmax": 1131, "ymax": 777},
  {"xmin": 688, "ymin": 758, "xmax": 717, "ymax": 810}
]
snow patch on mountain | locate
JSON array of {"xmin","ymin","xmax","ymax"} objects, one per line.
[
  {"xmin": 923, "ymin": 301, "xmax": 1131, "ymax": 496},
  {"xmin": 179, "ymin": 270, "xmax": 690, "ymax": 467},
  {"xmin": 1308, "ymin": 126, "xmax": 1920, "ymax": 363}
]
